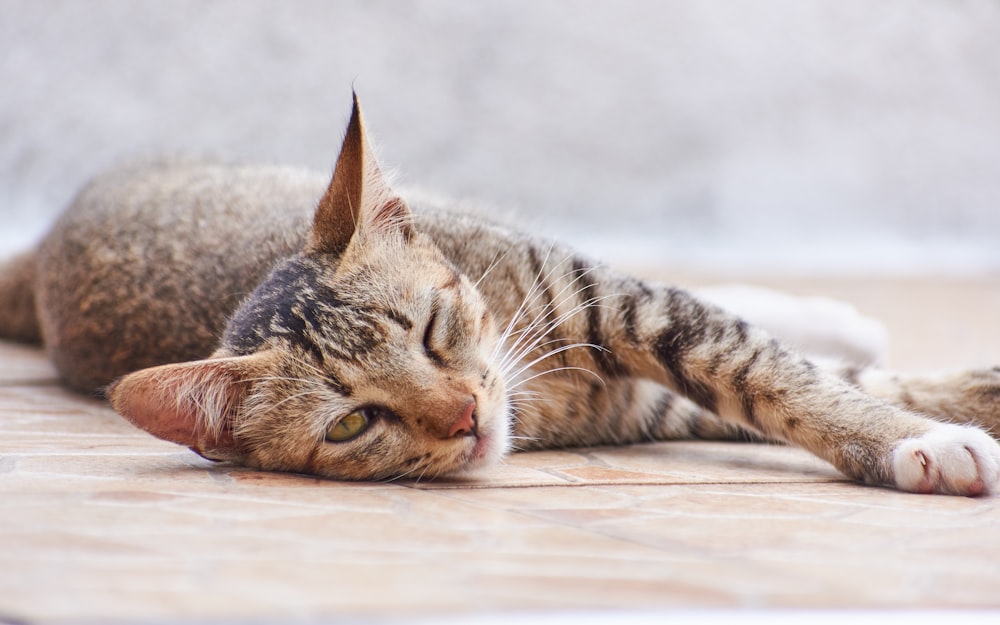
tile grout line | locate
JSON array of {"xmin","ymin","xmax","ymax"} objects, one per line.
[{"xmin": 404, "ymin": 478, "xmax": 850, "ymax": 491}]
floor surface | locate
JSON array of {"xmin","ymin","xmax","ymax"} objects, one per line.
[{"xmin": 3, "ymin": 275, "xmax": 1000, "ymax": 623}]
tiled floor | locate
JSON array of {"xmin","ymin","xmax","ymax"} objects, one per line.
[{"xmin": 3, "ymin": 275, "xmax": 1000, "ymax": 623}]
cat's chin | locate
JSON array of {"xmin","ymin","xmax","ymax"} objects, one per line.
[{"xmin": 455, "ymin": 429, "xmax": 509, "ymax": 474}]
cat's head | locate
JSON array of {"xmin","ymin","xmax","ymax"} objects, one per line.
[{"xmin": 108, "ymin": 95, "xmax": 510, "ymax": 480}]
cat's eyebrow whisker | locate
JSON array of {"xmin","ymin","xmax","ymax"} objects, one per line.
[
  {"xmin": 264, "ymin": 389, "xmax": 327, "ymax": 412},
  {"xmin": 287, "ymin": 354, "xmax": 332, "ymax": 379},
  {"xmin": 242, "ymin": 375, "xmax": 321, "ymax": 386}
]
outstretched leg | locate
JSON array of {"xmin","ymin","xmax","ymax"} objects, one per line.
[
  {"xmin": 489, "ymin": 242, "xmax": 1000, "ymax": 496},
  {"xmin": 619, "ymin": 284, "xmax": 1000, "ymax": 495}
]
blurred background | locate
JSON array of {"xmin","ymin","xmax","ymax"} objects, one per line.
[{"xmin": 2, "ymin": 0, "xmax": 999, "ymax": 275}]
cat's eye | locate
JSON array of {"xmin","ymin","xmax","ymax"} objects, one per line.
[
  {"xmin": 422, "ymin": 309, "xmax": 437, "ymax": 349},
  {"xmin": 326, "ymin": 409, "xmax": 371, "ymax": 443},
  {"xmin": 423, "ymin": 308, "xmax": 446, "ymax": 365}
]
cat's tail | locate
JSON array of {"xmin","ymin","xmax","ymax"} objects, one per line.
[{"xmin": 0, "ymin": 250, "xmax": 42, "ymax": 344}]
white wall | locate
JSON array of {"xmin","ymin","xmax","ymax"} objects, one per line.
[{"xmin": 3, "ymin": 0, "xmax": 999, "ymax": 274}]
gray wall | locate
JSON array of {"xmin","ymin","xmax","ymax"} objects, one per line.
[{"xmin": 3, "ymin": 1, "xmax": 999, "ymax": 274}]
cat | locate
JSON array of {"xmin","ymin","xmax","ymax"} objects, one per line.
[{"xmin": 1, "ymin": 94, "xmax": 999, "ymax": 495}]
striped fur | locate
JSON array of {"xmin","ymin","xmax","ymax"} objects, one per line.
[{"xmin": 2, "ymin": 98, "xmax": 999, "ymax": 494}]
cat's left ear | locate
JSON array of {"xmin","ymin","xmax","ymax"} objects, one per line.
[
  {"xmin": 309, "ymin": 93, "xmax": 412, "ymax": 255},
  {"xmin": 107, "ymin": 352, "xmax": 274, "ymax": 461}
]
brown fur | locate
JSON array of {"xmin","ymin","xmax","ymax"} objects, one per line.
[{"xmin": 2, "ymin": 96, "xmax": 999, "ymax": 493}]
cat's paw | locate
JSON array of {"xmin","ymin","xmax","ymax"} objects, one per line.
[{"xmin": 892, "ymin": 424, "xmax": 1000, "ymax": 496}]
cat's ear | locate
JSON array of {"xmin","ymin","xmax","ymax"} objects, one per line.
[
  {"xmin": 309, "ymin": 93, "xmax": 412, "ymax": 255},
  {"xmin": 107, "ymin": 353, "xmax": 272, "ymax": 460}
]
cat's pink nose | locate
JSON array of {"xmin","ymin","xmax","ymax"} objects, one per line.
[{"xmin": 448, "ymin": 398, "xmax": 478, "ymax": 438}]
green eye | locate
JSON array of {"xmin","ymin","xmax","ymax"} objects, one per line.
[{"xmin": 326, "ymin": 410, "xmax": 371, "ymax": 442}]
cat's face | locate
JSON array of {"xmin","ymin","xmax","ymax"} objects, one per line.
[
  {"xmin": 108, "ymin": 95, "xmax": 514, "ymax": 481},
  {"xmin": 218, "ymin": 233, "xmax": 510, "ymax": 480}
]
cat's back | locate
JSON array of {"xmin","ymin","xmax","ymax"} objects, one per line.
[
  {"xmin": 35, "ymin": 159, "xmax": 327, "ymax": 391},
  {"xmin": 53, "ymin": 158, "xmax": 327, "ymax": 242}
]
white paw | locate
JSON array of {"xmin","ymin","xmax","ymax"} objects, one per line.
[{"xmin": 892, "ymin": 424, "xmax": 1000, "ymax": 496}]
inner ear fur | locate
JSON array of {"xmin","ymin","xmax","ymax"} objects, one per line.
[
  {"xmin": 309, "ymin": 93, "xmax": 412, "ymax": 256},
  {"xmin": 107, "ymin": 351, "xmax": 275, "ymax": 458}
]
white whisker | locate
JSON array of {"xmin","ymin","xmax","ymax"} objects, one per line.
[
  {"xmin": 266, "ymin": 389, "xmax": 327, "ymax": 411},
  {"xmin": 512, "ymin": 365, "xmax": 607, "ymax": 389},
  {"xmin": 474, "ymin": 246, "xmax": 513, "ymax": 289},
  {"xmin": 504, "ymin": 342, "xmax": 606, "ymax": 384},
  {"xmin": 496, "ymin": 291, "xmax": 618, "ymax": 374}
]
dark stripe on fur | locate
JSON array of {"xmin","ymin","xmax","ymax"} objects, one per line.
[
  {"xmin": 225, "ymin": 255, "xmax": 386, "ymax": 363},
  {"xmin": 731, "ymin": 347, "xmax": 764, "ymax": 429},
  {"xmin": 653, "ymin": 288, "xmax": 718, "ymax": 414},
  {"xmin": 525, "ymin": 246, "xmax": 563, "ymax": 366},
  {"xmin": 571, "ymin": 257, "xmax": 624, "ymax": 376},
  {"xmin": 645, "ymin": 390, "xmax": 676, "ymax": 439},
  {"xmin": 621, "ymin": 279, "xmax": 653, "ymax": 346},
  {"xmin": 384, "ymin": 307, "xmax": 414, "ymax": 331}
]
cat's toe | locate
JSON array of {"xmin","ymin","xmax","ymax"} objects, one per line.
[{"xmin": 892, "ymin": 424, "xmax": 1000, "ymax": 496}]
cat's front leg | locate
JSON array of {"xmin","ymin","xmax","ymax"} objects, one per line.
[{"xmin": 615, "ymin": 283, "xmax": 1000, "ymax": 495}]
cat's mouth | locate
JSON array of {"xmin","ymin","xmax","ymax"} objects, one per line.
[
  {"xmin": 468, "ymin": 434, "xmax": 494, "ymax": 462},
  {"xmin": 456, "ymin": 413, "xmax": 508, "ymax": 472}
]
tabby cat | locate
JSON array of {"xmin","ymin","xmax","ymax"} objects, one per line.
[{"xmin": 1, "ymin": 96, "xmax": 998, "ymax": 495}]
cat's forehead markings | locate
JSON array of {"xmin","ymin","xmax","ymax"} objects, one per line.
[
  {"xmin": 383, "ymin": 307, "xmax": 414, "ymax": 331},
  {"xmin": 224, "ymin": 257, "xmax": 387, "ymax": 364}
]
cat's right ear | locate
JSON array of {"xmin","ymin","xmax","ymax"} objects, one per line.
[
  {"xmin": 107, "ymin": 352, "xmax": 272, "ymax": 461},
  {"xmin": 309, "ymin": 93, "xmax": 412, "ymax": 256}
]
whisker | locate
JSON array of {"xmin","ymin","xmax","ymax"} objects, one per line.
[
  {"xmin": 266, "ymin": 389, "xmax": 327, "ymax": 411},
  {"xmin": 511, "ymin": 364, "xmax": 607, "ymax": 389},
  {"xmin": 287, "ymin": 353, "xmax": 330, "ymax": 379},
  {"xmin": 496, "ymin": 291, "xmax": 618, "ymax": 374},
  {"xmin": 499, "ymin": 261, "xmax": 594, "ymax": 345},
  {"xmin": 504, "ymin": 341, "xmax": 606, "ymax": 384},
  {"xmin": 489, "ymin": 243, "xmax": 563, "ymax": 362},
  {"xmin": 384, "ymin": 461, "xmax": 425, "ymax": 483},
  {"xmin": 474, "ymin": 246, "xmax": 514, "ymax": 289},
  {"xmin": 242, "ymin": 375, "xmax": 324, "ymax": 386}
]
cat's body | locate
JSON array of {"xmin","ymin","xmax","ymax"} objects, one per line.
[{"xmin": 2, "ymin": 98, "xmax": 999, "ymax": 493}]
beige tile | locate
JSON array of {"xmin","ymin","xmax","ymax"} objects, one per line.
[
  {"xmin": 4, "ymin": 274, "xmax": 1000, "ymax": 622},
  {"xmin": 412, "ymin": 443, "xmax": 843, "ymax": 490}
]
